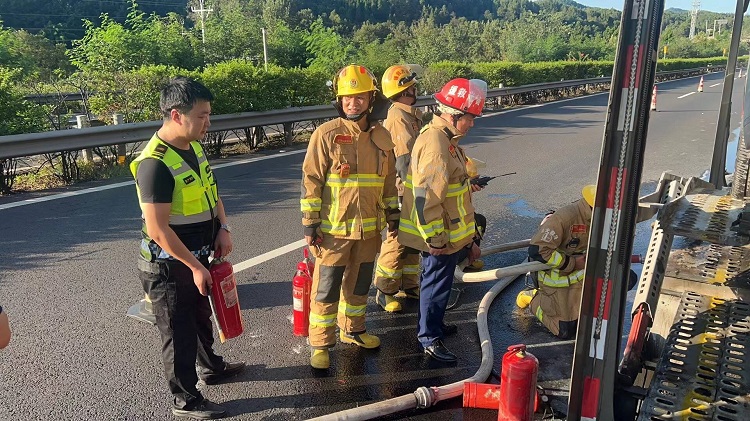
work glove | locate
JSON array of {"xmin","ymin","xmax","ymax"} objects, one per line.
[{"xmin": 304, "ymin": 223, "xmax": 323, "ymax": 246}]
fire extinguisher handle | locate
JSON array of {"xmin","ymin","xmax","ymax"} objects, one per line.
[{"xmin": 508, "ymin": 344, "xmax": 527, "ymax": 353}]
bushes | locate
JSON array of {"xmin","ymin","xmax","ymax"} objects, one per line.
[{"xmin": 202, "ymin": 61, "xmax": 331, "ymax": 114}]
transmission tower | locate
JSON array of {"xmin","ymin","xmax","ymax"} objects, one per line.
[{"xmin": 689, "ymin": 0, "xmax": 700, "ymax": 39}]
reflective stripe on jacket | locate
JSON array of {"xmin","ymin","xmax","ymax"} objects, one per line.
[
  {"xmin": 300, "ymin": 118, "xmax": 399, "ymax": 240},
  {"xmin": 130, "ymin": 134, "xmax": 218, "ymax": 260},
  {"xmin": 384, "ymin": 102, "xmax": 423, "ymax": 195},
  {"xmin": 397, "ymin": 115, "xmax": 476, "ymax": 253},
  {"xmin": 529, "ymin": 198, "xmax": 591, "ymax": 287}
]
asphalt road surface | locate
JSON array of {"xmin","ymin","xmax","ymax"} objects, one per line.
[{"xmin": 0, "ymin": 71, "xmax": 742, "ymax": 420}]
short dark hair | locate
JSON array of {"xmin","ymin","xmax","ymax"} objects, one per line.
[{"xmin": 160, "ymin": 77, "xmax": 214, "ymax": 118}]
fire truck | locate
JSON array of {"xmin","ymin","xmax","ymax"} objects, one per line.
[{"xmin": 568, "ymin": 0, "xmax": 750, "ymax": 420}]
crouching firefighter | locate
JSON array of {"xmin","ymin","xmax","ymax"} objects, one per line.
[
  {"xmin": 300, "ymin": 64, "xmax": 399, "ymax": 370},
  {"xmin": 517, "ymin": 185, "xmax": 595, "ymax": 339}
]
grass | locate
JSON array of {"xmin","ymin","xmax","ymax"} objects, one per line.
[{"xmin": 9, "ymin": 160, "xmax": 132, "ymax": 193}]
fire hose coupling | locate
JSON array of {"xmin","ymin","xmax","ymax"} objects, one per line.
[{"xmin": 413, "ymin": 386, "xmax": 435, "ymax": 409}]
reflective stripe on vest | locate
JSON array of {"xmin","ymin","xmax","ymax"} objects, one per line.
[
  {"xmin": 401, "ymin": 175, "xmax": 475, "ymax": 244},
  {"xmin": 321, "ymin": 173, "xmax": 385, "ymax": 235}
]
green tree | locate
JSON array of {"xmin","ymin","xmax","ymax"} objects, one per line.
[
  {"xmin": 0, "ymin": 66, "xmax": 48, "ymax": 193},
  {"xmin": 0, "ymin": 26, "xmax": 72, "ymax": 78},
  {"xmin": 304, "ymin": 18, "xmax": 355, "ymax": 73}
]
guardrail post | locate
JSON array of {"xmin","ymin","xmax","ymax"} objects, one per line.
[
  {"xmin": 253, "ymin": 126, "xmax": 263, "ymax": 147},
  {"xmin": 283, "ymin": 122, "xmax": 293, "ymax": 146},
  {"xmin": 113, "ymin": 113, "xmax": 126, "ymax": 166},
  {"xmin": 76, "ymin": 115, "xmax": 93, "ymax": 162}
]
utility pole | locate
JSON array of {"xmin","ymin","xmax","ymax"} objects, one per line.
[
  {"xmin": 261, "ymin": 27, "xmax": 269, "ymax": 71},
  {"xmin": 192, "ymin": 0, "xmax": 213, "ymax": 44},
  {"xmin": 689, "ymin": 0, "xmax": 700, "ymax": 39}
]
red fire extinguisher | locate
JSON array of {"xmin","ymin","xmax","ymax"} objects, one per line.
[
  {"xmin": 498, "ymin": 344, "xmax": 538, "ymax": 421},
  {"xmin": 208, "ymin": 257, "xmax": 244, "ymax": 343},
  {"xmin": 293, "ymin": 248, "xmax": 315, "ymax": 337}
]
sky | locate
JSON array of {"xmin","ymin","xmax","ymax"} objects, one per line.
[{"xmin": 575, "ymin": 1, "xmax": 740, "ymax": 13}]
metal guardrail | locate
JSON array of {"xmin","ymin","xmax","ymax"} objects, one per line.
[{"xmin": 0, "ymin": 67, "xmax": 721, "ymax": 160}]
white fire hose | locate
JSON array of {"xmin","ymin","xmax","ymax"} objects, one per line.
[{"xmin": 307, "ymin": 239, "xmax": 551, "ymax": 421}]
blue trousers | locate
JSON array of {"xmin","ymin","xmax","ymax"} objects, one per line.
[{"xmin": 418, "ymin": 251, "xmax": 460, "ymax": 348}]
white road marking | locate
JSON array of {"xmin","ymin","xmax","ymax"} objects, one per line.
[
  {"xmin": 710, "ymin": 83, "xmax": 721, "ymax": 87},
  {"xmin": 233, "ymin": 239, "xmax": 307, "ymax": 273},
  {"xmin": 678, "ymin": 92, "xmax": 696, "ymax": 99},
  {"xmin": 0, "ymin": 149, "xmax": 306, "ymax": 211}
]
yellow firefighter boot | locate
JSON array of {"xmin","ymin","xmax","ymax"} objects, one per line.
[
  {"xmin": 516, "ymin": 288, "xmax": 537, "ymax": 309},
  {"xmin": 464, "ymin": 259, "xmax": 485, "ymax": 272},
  {"xmin": 376, "ymin": 290, "xmax": 402, "ymax": 312},
  {"xmin": 310, "ymin": 349, "xmax": 330, "ymax": 369},
  {"xmin": 340, "ymin": 331, "xmax": 381, "ymax": 349}
]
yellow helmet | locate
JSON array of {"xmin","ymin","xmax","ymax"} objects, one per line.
[
  {"xmin": 582, "ymin": 184, "xmax": 596, "ymax": 207},
  {"xmin": 381, "ymin": 64, "xmax": 419, "ymax": 99},
  {"xmin": 465, "ymin": 156, "xmax": 486, "ymax": 178},
  {"xmin": 333, "ymin": 64, "xmax": 378, "ymax": 97}
]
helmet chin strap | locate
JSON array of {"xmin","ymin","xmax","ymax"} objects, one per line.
[
  {"xmin": 345, "ymin": 113, "xmax": 365, "ymax": 121},
  {"xmin": 401, "ymin": 90, "xmax": 417, "ymax": 106},
  {"xmin": 451, "ymin": 113, "xmax": 462, "ymax": 128}
]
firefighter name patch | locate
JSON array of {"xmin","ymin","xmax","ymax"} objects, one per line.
[
  {"xmin": 571, "ymin": 224, "xmax": 587, "ymax": 234},
  {"xmin": 334, "ymin": 134, "xmax": 353, "ymax": 144}
]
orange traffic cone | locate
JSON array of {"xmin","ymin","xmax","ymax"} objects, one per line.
[
  {"xmin": 698, "ymin": 76, "xmax": 704, "ymax": 92},
  {"xmin": 650, "ymin": 85, "xmax": 657, "ymax": 111}
]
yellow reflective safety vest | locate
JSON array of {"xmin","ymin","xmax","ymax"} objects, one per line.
[
  {"xmin": 300, "ymin": 118, "xmax": 399, "ymax": 240},
  {"xmin": 397, "ymin": 116, "xmax": 476, "ymax": 254},
  {"xmin": 529, "ymin": 198, "xmax": 591, "ymax": 287},
  {"xmin": 130, "ymin": 134, "xmax": 218, "ymax": 260}
]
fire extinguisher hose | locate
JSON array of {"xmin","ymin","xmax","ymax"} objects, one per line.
[
  {"xmin": 207, "ymin": 286, "xmax": 227, "ymax": 344},
  {"xmin": 306, "ymin": 273, "xmax": 521, "ymax": 421}
]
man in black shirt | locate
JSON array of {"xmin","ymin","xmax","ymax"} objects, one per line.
[{"xmin": 131, "ymin": 77, "xmax": 244, "ymax": 420}]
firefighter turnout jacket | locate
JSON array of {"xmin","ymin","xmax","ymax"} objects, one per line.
[
  {"xmin": 529, "ymin": 198, "xmax": 591, "ymax": 286},
  {"xmin": 300, "ymin": 118, "xmax": 399, "ymax": 239},
  {"xmin": 384, "ymin": 102, "xmax": 423, "ymax": 196},
  {"xmin": 527, "ymin": 198, "xmax": 591, "ymax": 338},
  {"xmin": 130, "ymin": 134, "xmax": 218, "ymax": 261},
  {"xmin": 398, "ymin": 116, "xmax": 476, "ymax": 254}
]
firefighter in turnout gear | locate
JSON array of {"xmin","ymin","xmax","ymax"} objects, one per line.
[
  {"xmin": 398, "ymin": 78, "xmax": 487, "ymax": 363},
  {"xmin": 300, "ymin": 64, "xmax": 399, "ymax": 370},
  {"xmin": 517, "ymin": 185, "xmax": 595, "ymax": 339},
  {"xmin": 374, "ymin": 64, "xmax": 424, "ymax": 312}
]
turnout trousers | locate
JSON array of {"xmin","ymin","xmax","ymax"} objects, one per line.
[
  {"xmin": 529, "ymin": 271, "xmax": 583, "ymax": 339},
  {"xmin": 374, "ymin": 234, "xmax": 420, "ymax": 295},
  {"xmin": 308, "ymin": 234, "xmax": 381, "ymax": 348},
  {"xmin": 418, "ymin": 251, "xmax": 460, "ymax": 348},
  {"xmin": 139, "ymin": 257, "xmax": 225, "ymax": 409}
]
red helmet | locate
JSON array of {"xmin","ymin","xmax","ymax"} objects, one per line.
[{"xmin": 434, "ymin": 78, "xmax": 487, "ymax": 117}]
